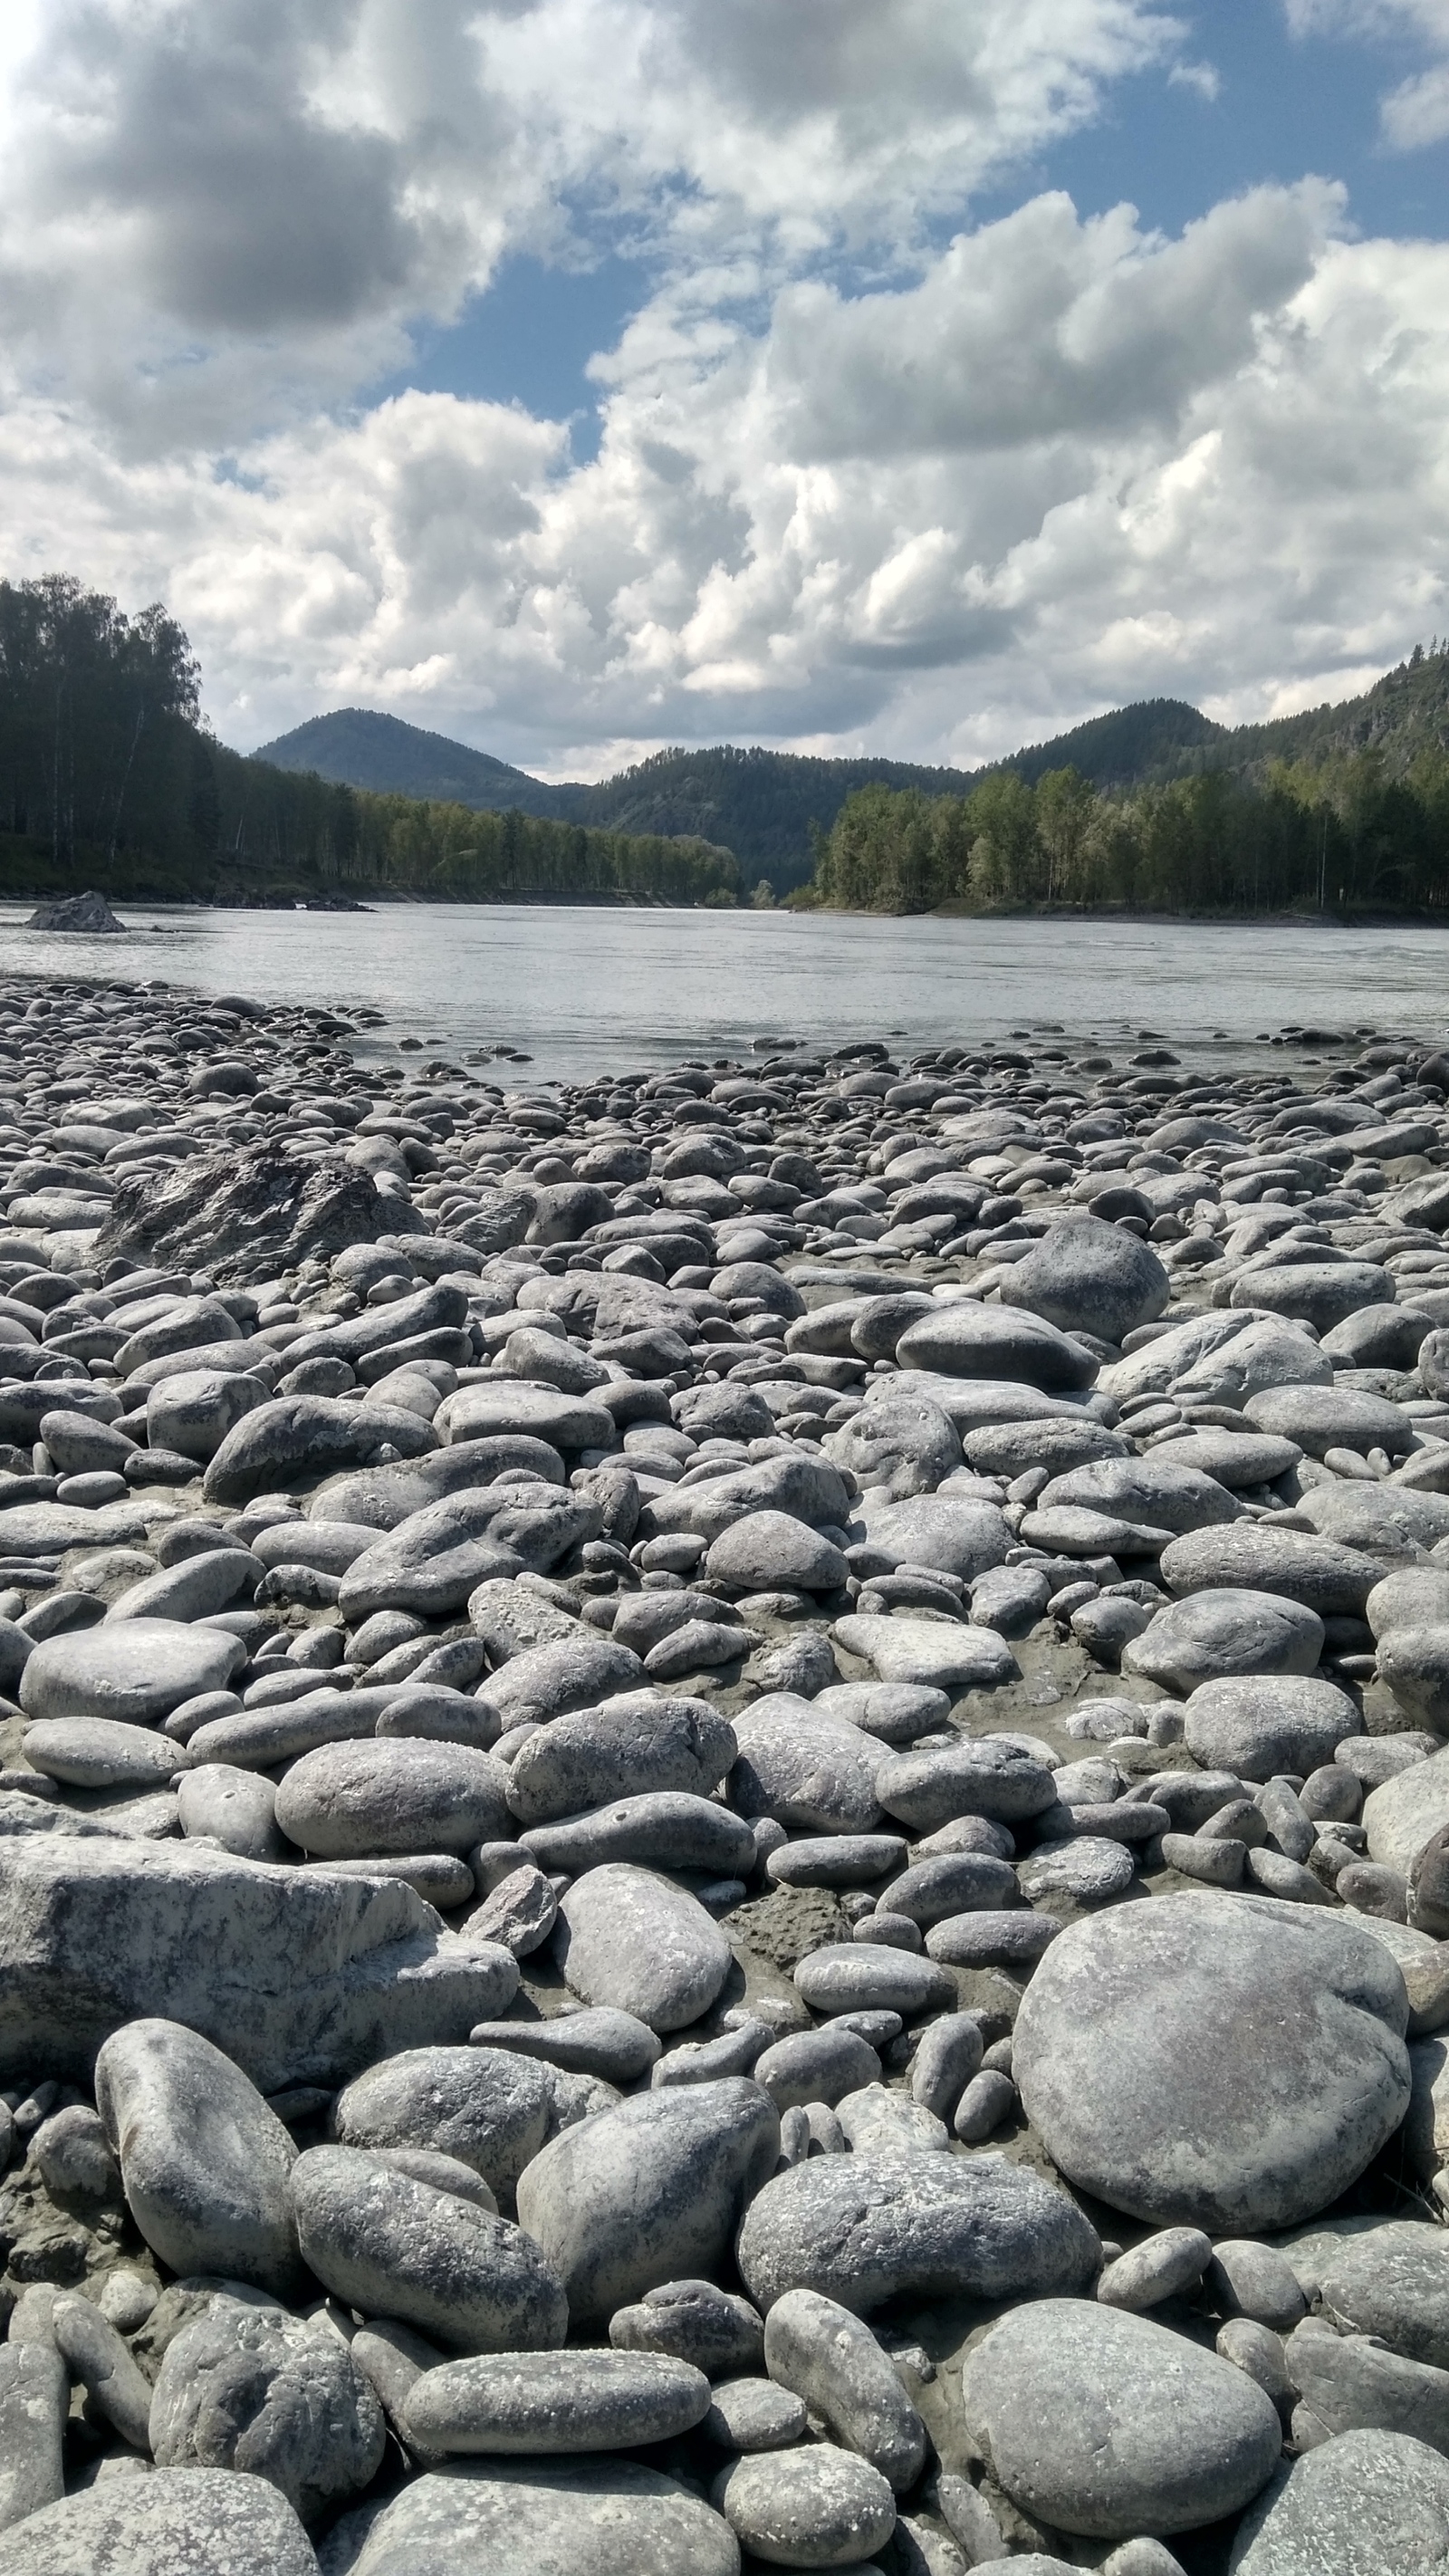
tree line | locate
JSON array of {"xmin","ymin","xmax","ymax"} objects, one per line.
[
  {"xmin": 0, "ymin": 575, "xmax": 737, "ymax": 908},
  {"xmin": 804, "ymin": 732, "xmax": 1449, "ymax": 918}
]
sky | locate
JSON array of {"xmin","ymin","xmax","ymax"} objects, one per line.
[{"xmin": 3, "ymin": 3, "xmax": 1449, "ymax": 781}]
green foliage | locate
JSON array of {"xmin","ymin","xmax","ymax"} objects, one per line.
[
  {"xmin": 811, "ymin": 738, "xmax": 1449, "ymax": 918},
  {"xmin": 0, "ymin": 577, "xmax": 738, "ymax": 908}
]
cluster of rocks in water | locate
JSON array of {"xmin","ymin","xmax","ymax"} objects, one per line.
[{"xmin": 7, "ymin": 986, "xmax": 1449, "ymax": 2569}]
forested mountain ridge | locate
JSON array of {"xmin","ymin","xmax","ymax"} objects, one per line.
[
  {"xmin": 0, "ymin": 575, "xmax": 737, "ymax": 908},
  {"xmin": 258, "ymin": 653, "xmax": 1449, "ymax": 890}
]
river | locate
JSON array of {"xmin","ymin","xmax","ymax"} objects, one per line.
[{"xmin": 1, "ymin": 904, "xmax": 1444, "ymax": 1082}]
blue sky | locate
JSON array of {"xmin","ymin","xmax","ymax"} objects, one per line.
[{"xmin": 2, "ymin": 0, "xmax": 1449, "ymax": 775}]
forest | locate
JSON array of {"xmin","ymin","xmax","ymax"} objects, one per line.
[
  {"xmin": 804, "ymin": 704, "xmax": 1449, "ymax": 918},
  {"xmin": 0, "ymin": 575, "xmax": 738, "ymax": 908}
]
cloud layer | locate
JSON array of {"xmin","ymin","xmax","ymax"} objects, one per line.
[{"xmin": 1, "ymin": 0, "xmax": 1448, "ymax": 773}]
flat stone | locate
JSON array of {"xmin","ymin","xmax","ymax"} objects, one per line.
[
  {"xmin": 339, "ymin": 2460, "xmax": 739, "ymax": 2576},
  {"xmin": 793, "ymin": 1945, "xmax": 955, "ymax": 2018},
  {"xmin": 832, "ymin": 1614, "xmax": 1018, "ymax": 1690},
  {"xmin": 202, "ymin": 1393, "xmax": 440, "ymax": 1504},
  {"xmin": 514, "ymin": 2078, "xmax": 780, "ymax": 2323},
  {"xmin": 332, "ymin": 2044, "xmax": 552, "ymax": 2192},
  {"xmin": 292, "ymin": 2143, "xmax": 568, "ymax": 2352},
  {"xmin": 553, "ymin": 1864, "xmax": 732, "ymax": 2032},
  {"xmin": 762, "ymin": 2283, "xmax": 926, "ymax": 2489},
  {"xmin": 963, "ymin": 2298, "xmax": 1281, "ymax": 2540},
  {"xmin": 438, "ymin": 1380, "xmax": 618, "ymax": 1451},
  {"xmin": 465, "ymin": 2008, "xmax": 661, "ymax": 2085},
  {"xmin": 1229, "ymin": 2427, "xmax": 1449, "ymax": 2574},
  {"xmin": 18, "ymin": 1619, "xmax": 246, "ymax": 1725},
  {"xmin": 1017, "ymin": 1835, "xmax": 1136, "ymax": 1901},
  {"xmin": 859, "ymin": 1494, "xmax": 1014, "ymax": 1577},
  {"xmin": 736, "ymin": 2148, "xmax": 1101, "ymax": 2315},
  {"xmin": 705, "ymin": 2376, "xmax": 807, "ymax": 2449},
  {"xmin": 94, "ymin": 2017, "xmax": 302, "ymax": 2297},
  {"xmin": 1013, "ymin": 1891, "xmax": 1412, "ymax": 2232},
  {"xmin": 22, "ymin": 1715, "xmax": 190, "ymax": 1790},
  {"xmin": 401, "ymin": 2350, "xmax": 712, "ymax": 2453},
  {"xmin": 1244, "ymin": 1383, "xmax": 1417, "ymax": 1460}
]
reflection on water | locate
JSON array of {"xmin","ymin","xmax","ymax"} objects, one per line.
[{"xmin": 0, "ymin": 903, "xmax": 1444, "ymax": 1084}]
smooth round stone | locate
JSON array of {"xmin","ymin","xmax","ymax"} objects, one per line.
[
  {"xmin": 332, "ymin": 2045, "xmax": 552, "ymax": 2193},
  {"xmin": 1013, "ymin": 1891, "xmax": 1411, "ymax": 2233},
  {"xmin": 730, "ymin": 1697, "xmax": 884, "ymax": 1833},
  {"xmin": 22, "ymin": 1715, "xmax": 190, "ymax": 1790},
  {"xmin": 1184, "ymin": 1675, "xmax": 1362, "ymax": 1783},
  {"xmin": 1364, "ymin": 1746, "xmax": 1449, "ymax": 1877},
  {"xmin": 705, "ymin": 1510, "xmax": 848, "ymax": 1592},
  {"xmin": 1158, "ymin": 1523, "xmax": 1383, "ymax": 1619},
  {"xmin": 553, "ymin": 1863, "xmax": 732, "ymax": 2033},
  {"xmin": 765, "ymin": 1835, "xmax": 907, "ymax": 1889},
  {"xmin": 963, "ymin": 2299, "xmax": 1281, "ymax": 2540},
  {"xmin": 94, "ymin": 2018, "xmax": 302, "ymax": 2299},
  {"xmin": 319, "ymin": 1852, "xmax": 479, "ymax": 1910},
  {"xmin": 438, "ymin": 1381, "xmax": 616, "ymax": 1450},
  {"xmin": 1009, "ymin": 1216, "xmax": 1169, "ymax": 1345},
  {"xmin": 926, "ymin": 1909, "xmax": 1061, "ymax": 1967},
  {"xmin": 174, "ymin": 1762, "xmax": 286, "ymax": 1861},
  {"xmin": 338, "ymin": 2460, "xmax": 740, "ymax": 2576},
  {"xmin": 17, "ymin": 1618, "xmax": 245, "ymax": 1725},
  {"xmin": 735, "ymin": 2149, "xmax": 1100, "ymax": 2316},
  {"xmin": 515, "ymin": 2079, "xmax": 781, "ymax": 2324},
  {"xmin": 1123, "ymin": 1589, "xmax": 1324, "ymax": 1692},
  {"xmin": 712, "ymin": 2444, "xmax": 897, "ymax": 2567},
  {"xmin": 1314, "ymin": 2220, "xmax": 1449, "ymax": 2367},
  {"xmin": 1152, "ymin": 1428, "xmax": 1301, "ymax": 1489},
  {"xmin": 506, "ymin": 1693, "xmax": 736, "ymax": 1824},
  {"xmin": 147, "ymin": 1366, "xmax": 273, "ymax": 1460},
  {"xmin": 609, "ymin": 2278, "xmax": 763, "ymax": 2377},
  {"xmin": 0, "ymin": 2468, "xmax": 319, "ymax": 2575},
  {"xmin": 466, "ymin": 2008, "xmax": 661, "ymax": 2086},
  {"xmin": 754, "ymin": 2025, "xmax": 881, "ymax": 2112},
  {"xmin": 762, "ymin": 2283, "xmax": 926, "ymax": 2491},
  {"xmin": 1017, "ymin": 1836, "xmax": 1136, "ymax": 1902},
  {"xmin": 862, "ymin": 1494, "xmax": 1014, "ymax": 1578},
  {"xmin": 1377, "ymin": 1629, "xmax": 1449, "ymax": 1731},
  {"xmin": 274, "ymin": 1739, "xmax": 511, "ymax": 1858},
  {"xmin": 705, "ymin": 2376, "xmax": 808, "ymax": 2450},
  {"xmin": 1228, "ymin": 2427, "xmax": 1449, "ymax": 2573},
  {"xmin": 522, "ymin": 1792, "xmax": 755, "ymax": 1880},
  {"xmin": 794, "ymin": 1945, "xmax": 955, "ymax": 2019},
  {"xmin": 149, "ymin": 2292, "xmax": 385, "ymax": 2523},
  {"xmin": 811, "ymin": 1681, "xmax": 949, "ymax": 1743},
  {"xmin": 402, "ymin": 2350, "xmax": 711, "ymax": 2454},
  {"xmin": 894, "ymin": 1302, "xmax": 1097, "ymax": 1390},
  {"xmin": 876, "ymin": 1738, "xmax": 1058, "ymax": 1832},
  {"xmin": 831, "ymin": 1614, "xmax": 1018, "ymax": 1691},
  {"xmin": 885, "ymin": 1851, "xmax": 1021, "ymax": 1923},
  {"xmin": 292, "ymin": 2144, "xmax": 569, "ymax": 2353}
]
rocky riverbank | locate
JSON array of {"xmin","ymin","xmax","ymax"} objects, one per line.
[{"xmin": 1, "ymin": 981, "xmax": 1449, "ymax": 2570}]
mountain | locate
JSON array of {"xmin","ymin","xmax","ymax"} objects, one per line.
[
  {"xmin": 252, "ymin": 648, "xmax": 1449, "ymax": 894},
  {"xmin": 255, "ymin": 708, "xmax": 568, "ymax": 819}
]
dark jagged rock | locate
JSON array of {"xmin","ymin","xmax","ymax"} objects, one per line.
[
  {"xmin": 24, "ymin": 890, "xmax": 127, "ymax": 933},
  {"xmin": 95, "ymin": 1141, "xmax": 405, "ymax": 1278}
]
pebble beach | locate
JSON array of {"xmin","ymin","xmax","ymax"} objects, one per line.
[{"xmin": 1, "ymin": 968, "xmax": 1449, "ymax": 2571}]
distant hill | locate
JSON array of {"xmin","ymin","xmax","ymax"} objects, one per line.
[
  {"xmin": 255, "ymin": 709, "xmax": 567, "ymax": 820},
  {"xmin": 253, "ymin": 648, "xmax": 1449, "ymax": 894}
]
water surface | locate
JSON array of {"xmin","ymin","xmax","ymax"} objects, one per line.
[{"xmin": 0, "ymin": 905, "xmax": 1443, "ymax": 1083}]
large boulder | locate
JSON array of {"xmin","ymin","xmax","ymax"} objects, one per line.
[
  {"xmin": 336, "ymin": 2461, "xmax": 738, "ymax": 2576},
  {"xmin": 552, "ymin": 1865, "xmax": 732, "ymax": 2033},
  {"xmin": 0, "ymin": 2467, "xmax": 320, "ymax": 2574},
  {"xmin": 1228, "ymin": 2427, "xmax": 1449, "ymax": 2573},
  {"xmin": 1013, "ymin": 1892, "xmax": 1411, "ymax": 2233},
  {"xmin": 0, "ymin": 1833, "xmax": 517, "ymax": 2091},
  {"xmin": 964, "ymin": 2299, "xmax": 1281, "ymax": 2539},
  {"xmin": 1006, "ymin": 1216, "xmax": 1169, "ymax": 1346}
]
